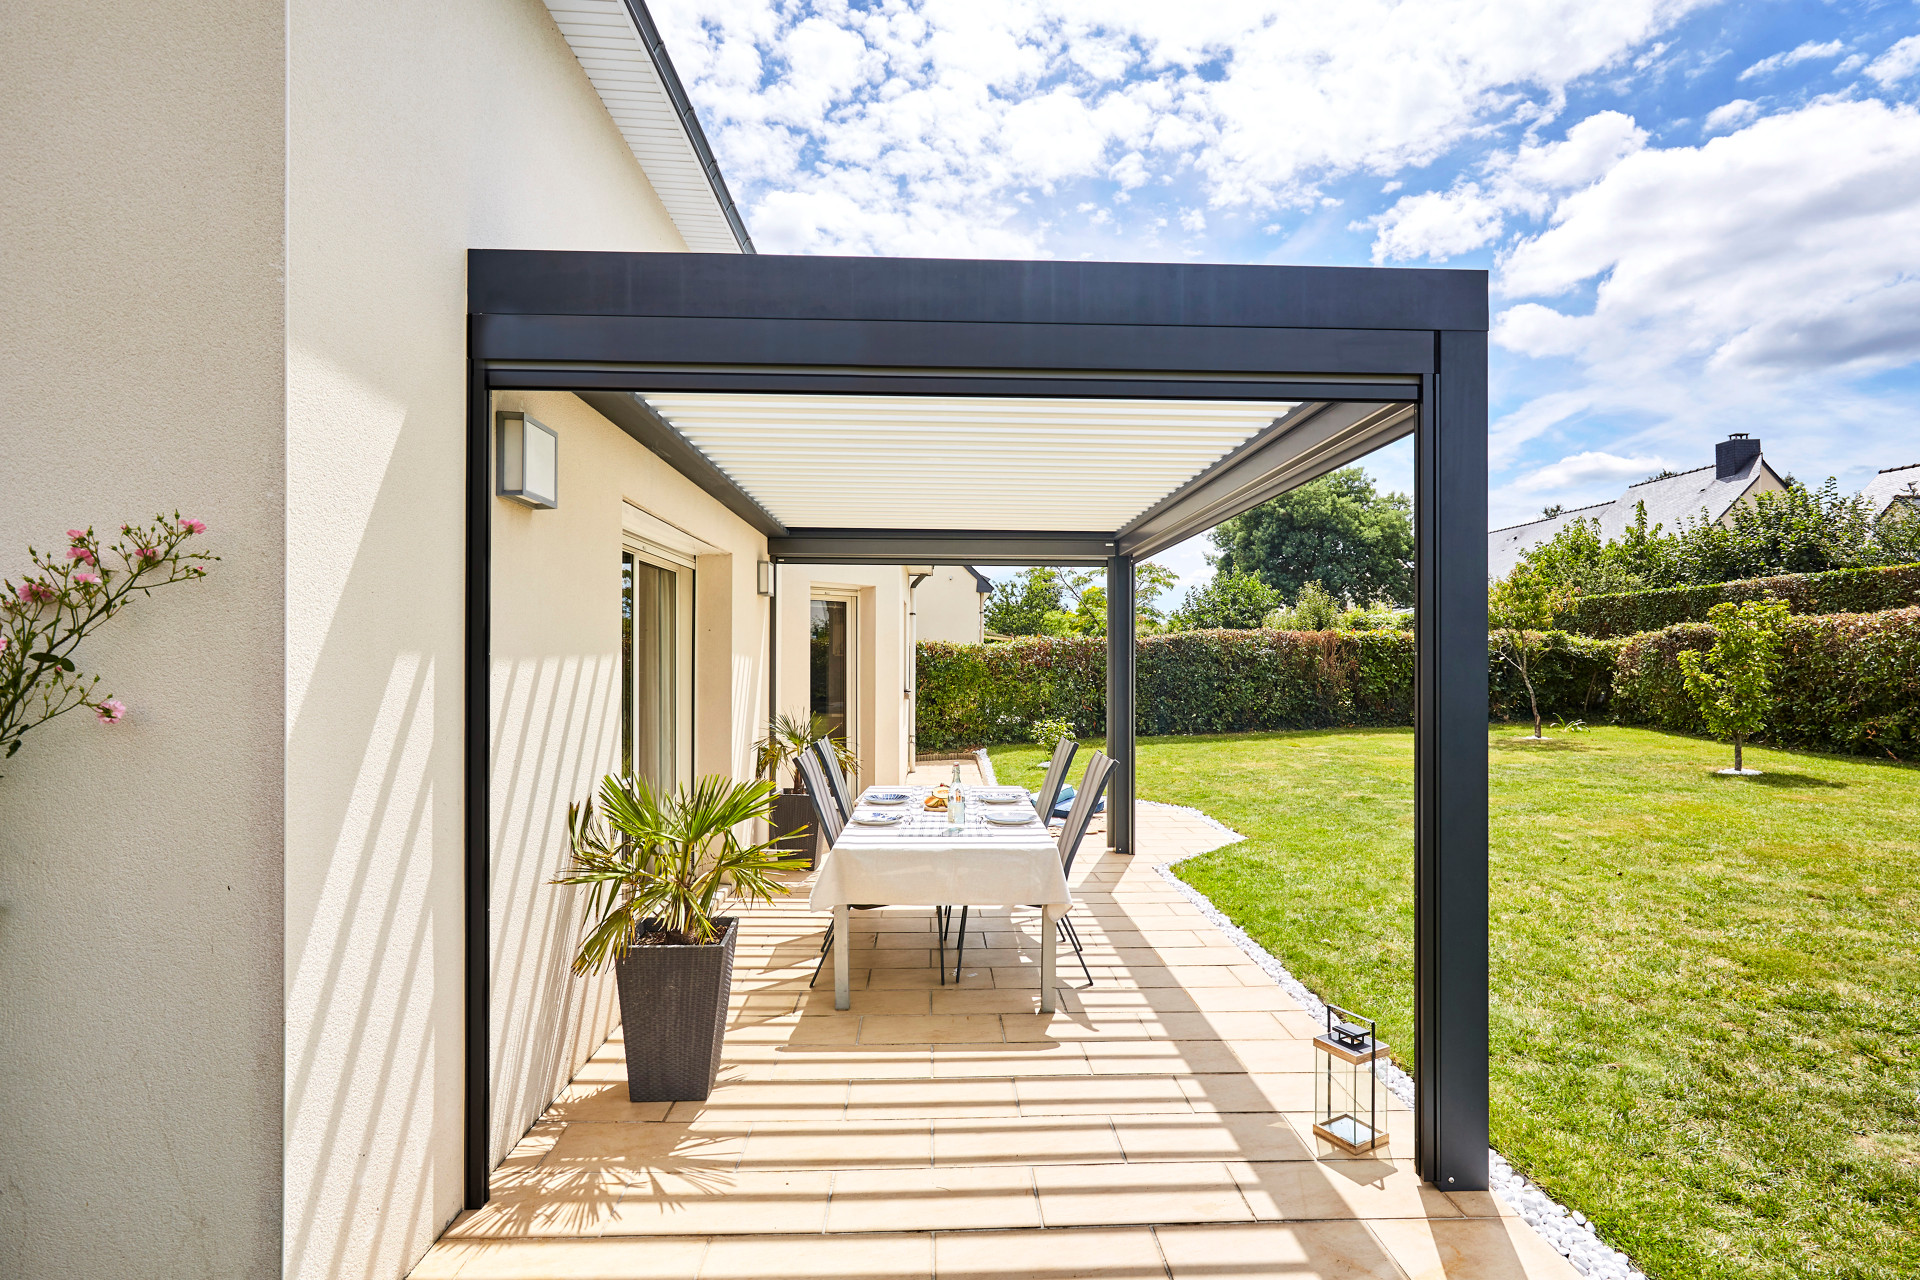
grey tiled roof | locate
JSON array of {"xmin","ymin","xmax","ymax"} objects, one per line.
[
  {"xmin": 1487, "ymin": 457, "xmax": 1777, "ymax": 580},
  {"xmin": 1861, "ymin": 463, "xmax": 1920, "ymax": 519}
]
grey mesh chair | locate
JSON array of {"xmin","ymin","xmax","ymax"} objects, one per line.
[
  {"xmin": 1029, "ymin": 736, "xmax": 1079, "ymax": 829},
  {"xmin": 949, "ymin": 751, "xmax": 1113, "ymax": 986},
  {"xmin": 810, "ymin": 738, "xmax": 856, "ymax": 823}
]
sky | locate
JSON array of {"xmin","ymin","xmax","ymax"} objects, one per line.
[{"xmin": 652, "ymin": 0, "xmax": 1920, "ymax": 605}]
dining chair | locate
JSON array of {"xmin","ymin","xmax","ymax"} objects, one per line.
[
  {"xmin": 810, "ymin": 738, "xmax": 856, "ymax": 823},
  {"xmin": 1029, "ymin": 736, "xmax": 1079, "ymax": 829},
  {"xmin": 949, "ymin": 751, "xmax": 1112, "ymax": 986}
]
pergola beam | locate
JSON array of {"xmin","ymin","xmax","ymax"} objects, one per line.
[{"xmin": 770, "ymin": 529, "xmax": 1114, "ymax": 565}]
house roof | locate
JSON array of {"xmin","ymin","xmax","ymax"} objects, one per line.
[
  {"xmin": 1861, "ymin": 462, "xmax": 1920, "ymax": 518},
  {"xmin": 541, "ymin": 0, "xmax": 752, "ymax": 254},
  {"xmin": 1487, "ymin": 455, "xmax": 1781, "ymax": 580},
  {"xmin": 964, "ymin": 567, "xmax": 993, "ymax": 593}
]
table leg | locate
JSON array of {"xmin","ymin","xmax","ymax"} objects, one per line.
[
  {"xmin": 833, "ymin": 904, "xmax": 851, "ymax": 1011},
  {"xmin": 1040, "ymin": 906, "xmax": 1061, "ymax": 1014}
]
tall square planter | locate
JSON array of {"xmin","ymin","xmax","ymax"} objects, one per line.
[
  {"xmin": 612, "ymin": 917, "xmax": 737, "ymax": 1101},
  {"xmin": 769, "ymin": 789, "xmax": 816, "ymax": 866}
]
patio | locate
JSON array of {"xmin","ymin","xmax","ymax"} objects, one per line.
[{"xmin": 414, "ymin": 771, "xmax": 1570, "ymax": 1279}]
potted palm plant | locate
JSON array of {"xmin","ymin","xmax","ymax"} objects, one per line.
[
  {"xmin": 554, "ymin": 773, "xmax": 791, "ymax": 1101},
  {"xmin": 753, "ymin": 711, "xmax": 857, "ymax": 866}
]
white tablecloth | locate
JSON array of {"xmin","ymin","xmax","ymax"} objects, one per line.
[{"xmin": 808, "ymin": 785, "xmax": 1071, "ymax": 911}]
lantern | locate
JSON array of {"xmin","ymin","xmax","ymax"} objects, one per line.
[{"xmin": 1312, "ymin": 1004, "xmax": 1389, "ymax": 1156}]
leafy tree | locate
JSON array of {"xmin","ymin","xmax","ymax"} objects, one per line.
[
  {"xmin": 1678, "ymin": 598, "xmax": 1788, "ymax": 773},
  {"xmin": 1488, "ymin": 571, "xmax": 1556, "ymax": 738},
  {"xmin": 1263, "ymin": 580, "xmax": 1341, "ymax": 631},
  {"xmin": 1168, "ymin": 571, "xmax": 1283, "ymax": 630},
  {"xmin": 1209, "ymin": 467, "xmax": 1414, "ymax": 605},
  {"xmin": 1669, "ymin": 480, "xmax": 1879, "ymax": 584},
  {"xmin": 1022, "ymin": 562, "xmax": 1177, "ymax": 637},
  {"xmin": 984, "ymin": 567, "xmax": 1062, "ymax": 636}
]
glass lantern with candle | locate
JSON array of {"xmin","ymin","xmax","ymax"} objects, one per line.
[{"xmin": 1312, "ymin": 1004, "xmax": 1389, "ymax": 1156}]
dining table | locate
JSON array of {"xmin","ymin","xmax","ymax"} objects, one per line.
[{"xmin": 807, "ymin": 783, "xmax": 1072, "ymax": 1013}]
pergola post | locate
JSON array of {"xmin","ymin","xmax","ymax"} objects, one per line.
[
  {"xmin": 1414, "ymin": 330, "xmax": 1490, "ymax": 1190},
  {"xmin": 1105, "ymin": 554, "xmax": 1135, "ymax": 856}
]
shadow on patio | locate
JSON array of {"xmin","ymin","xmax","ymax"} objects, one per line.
[{"xmin": 412, "ymin": 796, "xmax": 1571, "ymax": 1280}]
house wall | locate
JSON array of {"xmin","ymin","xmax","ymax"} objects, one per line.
[
  {"xmin": 915, "ymin": 567, "xmax": 988, "ymax": 644},
  {"xmin": 0, "ymin": 4, "xmax": 289, "ymax": 1279},
  {"xmin": 283, "ymin": 2, "xmax": 696, "ymax": 1278},
  {"xmin": 1722, "ymin": 467, "xmax": 1788, "ymax": 523},
  {"xmin": 487, "ymin": 391, "xmax": 768, "ymax": 1175},
  {"xmin": 777, "ymin": 567, "xmax": 913, "ymax": 786}
]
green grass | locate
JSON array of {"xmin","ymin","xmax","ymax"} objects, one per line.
[{"xmin": 988, "ymin": 726, "xmax": 1920, "ymax": 1280}]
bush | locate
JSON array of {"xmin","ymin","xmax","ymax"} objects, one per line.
[
  {"xmin": 1613, "ymin": 607, "xmax": 1920, "ymax": 758},
  {"xmin": 1553, "ymin": 562, "xmax": 1920, "ymax": 638},
  {"xmin": 1032, "ymin": 717, "xmax": 1075, "ymax": 752}
]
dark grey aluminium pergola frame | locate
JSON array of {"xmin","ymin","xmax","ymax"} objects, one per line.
[{"xmin": 464, "ymin": 251, "xmax": 1489, "ymax": 1206}]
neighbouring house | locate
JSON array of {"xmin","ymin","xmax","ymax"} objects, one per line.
[
  {"xmin": 1861, "ymin": 461, "xmax": 1920, "ymax": 522},
  {"xmin": 1488, "ymin": 433, "xmax": 1789, "ymax": 580}
]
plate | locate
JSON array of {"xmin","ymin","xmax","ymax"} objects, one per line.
[
  {"xmin": 852, "ymin": 811, "xmax": 906, "ymax": 825},
  {"xmin": 865, "ymin": 791, "xmax": 910, "ymax": 805},
  {"xmin": 980, "ymin": 790, "xmax": 1027, "ymax": 804},
  {"xmin": 983, "ymin": 808, "xmax": 1036, "ymax": 825}
]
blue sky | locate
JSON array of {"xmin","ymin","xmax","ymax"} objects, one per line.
[{"xmin": 655, "ymin": 0, "xmax": 1920, "ymax": 604}]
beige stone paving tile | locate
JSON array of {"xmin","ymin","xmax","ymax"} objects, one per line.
[
  {"xmin": 928, "ymin": 988, "xmax": 1049, "ymax": 1016},
  {"xmin": 401, "ymin": 1240, "xmax": 475, "ymax": 1278},
  {"xmin": 1155, "ymin": 1221, "xmax": 1408, "ymax": 1279},
  {"xmin": 1441, "ymin": 1189, "xmax": 1519, "ymax": 1219},
  {"xmin": 955, "ymin": 947, "xmax": 1043, "ymax": 968},
  {"xmin": 988, "ymin": 966, "xmax": 1044, "ymax": 989},
  {"xmin": 846, "ymin": 1076, "xmax": 1020, "ymax": 1119},
  {"xmin": 1225, "ymin": 1037, "xmax": 1324, "ymax": 1071},
  {"xmin": 1033, "ymin": 1160, "xmax": 1254, "ymax": 1227},
  {"xmin": 858, "ymin": 1014, "xmax": 1008, "ymax": 1044},
  {"xmin": 411, "ymin": 1236, "xmax": 713, "ymax": 1278},
  {"xmin": 601, "ymin": 1170, "xmax": 833, "ymax": 1236},
  {"xmin": 663, "ymin": 1080, "xmax": 849, "ymax": 1123},
  {"xmin": 863, "ymin": 914, "xmax": 942, "ymax": 931},
  {"xmin": 867, "ymin": 933, "xmax": 941, "ymax": 950},
  {"xmin": 1167, "ymin": 966, "xmax": 1264, "ymax": 988},
  {"xmin": 1110, "ymin": 1112, "xmax": 1314, "ymax": 1164},
  {"xmin": 1063, "ymin": 988, "xmax": 1194, "ymax": 1015},
  {"xmin": 1370, "ymin": 1217, "xmax": 1583, "ymax": 1279},
  {"xmin": 1015, "ymin": 1074, "xmax": 1193, "ymax": 1116},
  {"xmin": 766, "ymin": 1048, "xmax": 935, "ymax": 1080},
  {"xmin": 1079, "ymin": 1037, "xmax": 1245, "ymax": 1076},
  {"xmin": 866, "ymin": 967, "xmax": 957, "ymax": 989},
  {"xmin": 699, "ymin": 1231, "xmax": 934, "ymax": 1279},
  {"xmin": 827, "ymin": 1165, "xmax": 1042, "ymax": 1233},
  {"xmin": 933, "ymin": 1226, "xmax": 1168, "ymax": 1279},
  {"xmin": 800, "ymin": 988, "xmax": 931, "ymax": 1016},
  {"xmin": 929, "ymin": 1042, "xmax": 1092, "ymax": 1078},
  {"xmin": 1280, "ymin": 1108, "xmax": 1416, "ymax": 1160},
  {"xmin": 1179, "ymin": 1072, "xmax": 1316, "ymax": 1113},
  {"xmin": 1001, "ymin": 1012, "xmax": 1173, "ymax": 1043},
  {"xmin": 1228, "ymin": 1158, "xmax": 1463, "ymax": 1222},
  {"xmin": 1274, "ymin": 1010, "xmax": 1325, "ymax": 1037},
  {"xmin": 1134, "ymin": 930, "xmax": 1212, "ymax": 948},
  {"xmin": 534, "ymin": 1121, "xmax": 750, "ymax": 1186},
  {"xmin": 1186, "ymin": 986, "xmax": 1309, "ymax": 1014},
  {"xmin": 1118, "ymin": 947, "xmax": 1259, "ymax": 967},
  {"xmin": 932, "ymin": 1114, "xmax": 1125, "ymax": 1166},
  {"xmin": 542, "ymin": 1085, "xmax": 674, "ymax": 1124},
  {"xmin": 440, "ymin": 1185, "xmax": 624, "ymax": 1240},
  {"xmin": 736, "ymin": 1118, "xmax": 933, "ymax": 1170}
]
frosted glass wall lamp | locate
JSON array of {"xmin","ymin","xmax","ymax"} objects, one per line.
[{"xmin": 496, "ymin": 411, "xmax": 558, "ymax": 509}]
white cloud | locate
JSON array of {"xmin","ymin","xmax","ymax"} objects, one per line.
[
  {"xmin": 1738, "ymin": 39, "xmax": 1845, "ymax": 81},
  {"xmin": 1866, "ymin": 35, "xmax": 1920, "ymax": 87},
  {"xmin": 653, "ymin": 0, "xmax": 1713, "ymax": 256},
  {"xmin": 1516, "ymin": 450, "xmax": 1667, "ymax": 491},
  {"xmin": 1702, "ymin": 98, "xmax": 1758, "ymax": 133},
  {"xmin": 1179, "ymin": 207, "xmax": 1206, "ymax": 232}
]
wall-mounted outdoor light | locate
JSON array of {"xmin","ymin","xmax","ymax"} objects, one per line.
[
  {"xmin": 496, "ymin": 411, "xmax": 558, "ymax": 508},
  {"xmin": 1312, "ymin": 1004, "xmax": 1389, "ymax": 1157},
  {"xmin": 757, "ymin": 559, "xmax": 775, "ymax": 596}
]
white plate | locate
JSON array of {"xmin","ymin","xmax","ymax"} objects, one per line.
[
  {"xmin": 865, "ymin": 791, "xmax": 910, "ymax": 805},
  {"xmin": 852, "ymin": 811, "xmax": 907, "ymax": 825},
  {"xmin": 980, "ymin": 790, "xmax": 1027, "ymax": 804},
  {"xmin": 983, "ymin": 809, "xmax": 1036, "ymax": 825}
]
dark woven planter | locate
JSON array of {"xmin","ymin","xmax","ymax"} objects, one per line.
[
  {"xmin": 769, "ymin": 790, "xmax": 815, "ymax": 865},
  {"xmin": 612, "ymin": 918, "xmax": 737, "ymax": 1102}
]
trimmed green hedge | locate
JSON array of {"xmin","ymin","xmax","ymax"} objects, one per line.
[
  {"xmin": 1613, "ymin": 606, "xmax": 1920, "ymax": 758},
  {"xmin": 1553, "ymin": 562, "xmax": 1920, "ymax": 638}
]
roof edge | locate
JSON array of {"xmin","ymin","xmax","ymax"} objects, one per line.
[{"xmin": 623, "ymin": 0, "xmax": 754, "ymax": 254}]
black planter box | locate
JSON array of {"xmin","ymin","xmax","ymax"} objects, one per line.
[
  {"xmin": 770, "ymin": 789, "xmax": 816, "ymax": 866},
  {"xmin": 612, "ymin": 917, "xmax": 737, "ymax": 1101}
]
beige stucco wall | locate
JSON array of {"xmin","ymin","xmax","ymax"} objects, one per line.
[
  {"xmin": 776, "ymin": 567, "xmax": 914, "ymax": 786},
  {"xmin": 487, "ymin": 391, "xmax": 769, "ymax": 1172},
  {"xmin": 916, "ymin": 567, "xmax": 988, "ymax": 644},
  {"xmin": 0, "ymin": 4, "xmax": 289, "ymax": 1279},
  {"xmin": 1720, "ymin": 466, "xmax": 1789, "ymax": 524},
  {"xmin": 284, "ymin": 2, "xmax": 697, "ymax": 1278}
]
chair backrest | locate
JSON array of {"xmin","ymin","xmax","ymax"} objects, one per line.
[
  {"xmin": 810, "ymin": 738, "xmax": 855, "ymax": 822},
  {"xmin": 794, "ymin": 751, "xmax": 844, "ymax": 844},
  {"xmin": 1055, "ymin": 751, "xmax": 1114, "ymax": 877},
  {"xmin": 1032, "ymin": 737, "xmax": 1079, "ymax": 827}
]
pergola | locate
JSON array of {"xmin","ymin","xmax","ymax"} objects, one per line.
[{"xmin": 465, "ymin": 251, "xmax": 1490, "ymax": 1201}]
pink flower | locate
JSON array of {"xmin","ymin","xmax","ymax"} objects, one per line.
[
  {"xmin": 96, "ymin": 699, "xmax": 126, "ymax": 725},
  {"xmin": 67, "ymin": 546, "xmax": 97, "ymax": 565},
  {"xmin": 0, "ymin": 634, "xmax": 9, "ymax": 653},
  {"xmin": 180, "ymin": 518, "xmax": 206, "ymax": 535},
  {"xmin": 73, "ymin": 570, "xmax": 100, "ymax": 585},
  {"xmin": 68, "ymin": 529, "xmax": 87, "ymax": 542},
  {"xmin": 135, "ymin": 546, "xmax": 161, "ymax": 561},
  {"xmin": 16, "ymin": 581, "xmax": 54, "ymax": 605}
]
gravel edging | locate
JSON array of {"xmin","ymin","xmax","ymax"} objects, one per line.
[{"xmin": 1143, "ymin": 799, "xmax": 1647, "ymax": 1280}]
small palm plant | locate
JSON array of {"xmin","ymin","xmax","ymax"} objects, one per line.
[
  {"xmin": 753, "ymin": 710, "xmax": 856, "ymax": 789},
  {"xmin": 555, "ymin": 773, "xmax": 791, "ymax": 970}
]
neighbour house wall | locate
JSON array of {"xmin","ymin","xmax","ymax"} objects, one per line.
[
  {"xmin": 0, "ymin": 5, "xmax": 288, "ymax": 1280},
  {"xmin": 915, "ymin": 567, "xmax": 988, "ymax": 644},
  {"xmin": 284, "ymin": 2, "xmax": 696, "ymax": 1279}
]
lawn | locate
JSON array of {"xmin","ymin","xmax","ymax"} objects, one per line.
[{"xmin": 988, "ymin": 725, "xmax": 1920, "ymax": 1280}]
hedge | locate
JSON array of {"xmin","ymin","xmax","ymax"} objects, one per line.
[
  {"xmin": 1553, "ymin": 562, "xmax": 1920, "ymax": 638},
  {"xmin": 915, "ymin": 629, "xmax": 1611, "ymax": 752},
  {"xmin": 1612, "ymin": 606, "xmax": 1920, "ymax": 758}
]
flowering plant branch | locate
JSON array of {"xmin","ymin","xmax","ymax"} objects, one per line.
[{"xmin": 0, "ymin": 514, "xmax": 216, "ymax": 772}]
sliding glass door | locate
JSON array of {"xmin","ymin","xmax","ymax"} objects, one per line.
[{"xmin": 622, "ymin": 552, "xmax": 679, "ymax": 792}]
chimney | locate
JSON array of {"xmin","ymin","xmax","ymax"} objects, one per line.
[{"xmin": 1716, "ymin": 432, "xmax": 1761, "ymax": 480}]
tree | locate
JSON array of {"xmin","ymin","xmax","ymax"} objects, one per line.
[
  {"xmin": 984, "ymin": 567, "xmax": 1062, "ymax": 636},
  {"xmin": 1678, "ymin": 598, "xmax": 1788, "ymax": 773},
  {"xmin": 1488, "ymin": 570, "xmax": 1556, "ymax": 738},
  {"xmin": 1208, "ymin": 467, "xmax": 1413, "ymax": 605},
  {"xmin": 1004, "ymin": 562, "xmax": 1177, "ymax": 638},
  {"xmin": 1167, "ymin": 571, "xmax": 1283, "ymax": 630}
]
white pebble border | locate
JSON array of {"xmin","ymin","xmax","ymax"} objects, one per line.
[{"xmin": 1142, "ymin": 799, "xmax": 1647, "ymax": 1280}]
